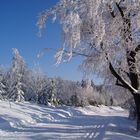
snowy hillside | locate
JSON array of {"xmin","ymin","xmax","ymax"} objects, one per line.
[{"xmin": 0, "ymin": 101, "xmax": 140, "ymax": 140}]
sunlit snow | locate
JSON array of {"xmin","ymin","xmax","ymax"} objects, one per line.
[{"xmin": 0, "ymin": 101, "xmax": 140, "ymax": 140}]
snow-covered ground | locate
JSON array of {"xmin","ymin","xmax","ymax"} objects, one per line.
[{"xmin": 0, "ymin": 101, "xmax": 140, "ymax": 140}]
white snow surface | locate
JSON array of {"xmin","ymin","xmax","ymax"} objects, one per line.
[{"xmin": 0, "ymin": 101, "xmax": 140, "ymax": 140}]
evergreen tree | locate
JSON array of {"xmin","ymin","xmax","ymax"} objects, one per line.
[
  {"xmin": 38, "ymin": 84, "xmax": 48, "ymax": 105},
  {"xmin": 48, "ymin": 79, "xmax": 58, "ymax": 106},
  {"xmin": 70, "ymin": 93, "xmax": 81, "ymax": 107},
  {"xmin": 0, "ymin": 78, "xmax": 6, "ymax": 100},
  {"xmin": 29, "ymin": 70, "xmax": 49, "ymax": 104},
  {"xmin": 7, "ymin": 48, "xmax": 26, "ymax": 102},
  {"xmin": 0, "ymin": 68, "xmax": 7, "ymax": 99}
]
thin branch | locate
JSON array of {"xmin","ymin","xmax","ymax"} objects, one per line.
[
  {"xmin": 115, "ymin": 2, "xmax": 124, "ymax": 18},
  {"xmin": 108, "ymin": 5, "xmax": 115, "ymax": 18},
  {"xmin": 108, "ymin": 0, "xmax": 125, "ymax": 18},
  {"xmin": 39, "ymin": 47, "xmax": 93, "ymax": 58}
]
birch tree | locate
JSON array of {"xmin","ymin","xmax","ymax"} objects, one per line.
[{"xmin": 37, "ymin": 0, "xmax": 140, "ymax": 131}]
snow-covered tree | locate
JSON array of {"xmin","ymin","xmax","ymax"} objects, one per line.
[
  {"xmin": 55, "ymin": 78, "xmax": 71, "ymax": 105},
  {"xmin": 81, "ymin": 79, "xmax": 102, "ymax": 106},
  {"xmin": 55, "ymin": 78, "xmax": 85, "ymax": 106},
  {"xmin": 0, "ymin": 70, "xmax": 6, "ymax": 100},
  {"xmin": 33, "ymin": 71, "xmax": 49, "ymax": 104},
  {"xmin": 0, "ymin": 82, "xmax": 5, "ymax": 99},
  {"xmin": 38, "ymin": 83, "xmax": 49, "ymax": 105},
  {"xmin": 7, "ymin": 48, "xmax": 26, "ymax": 102},
  {"xmin": 23, "ymin": 69, "xmax": 50, "ymax": 105},
  {"xmin": 8, "ymin": 80, "xmax": 24, "ymax": 102},
  {"xmin": 38, "ymin": 0, "xmax": 140, "ymax": 130},
  {"xmin": 47, "ymin": 79, "xmax": 58, "ymax": 106},
  {"xmin": 70, "ymin": 93, "xmax": 81, "ymax": 107}
]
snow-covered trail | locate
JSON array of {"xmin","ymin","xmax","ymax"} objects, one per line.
[{"xmin": 0, "ymin": 101, "xmax": 140, "ymax": 140}]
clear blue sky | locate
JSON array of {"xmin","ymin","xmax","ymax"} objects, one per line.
[{"xmin": 0, "ymin": 0, "xmax": 101, "ymax": 83}]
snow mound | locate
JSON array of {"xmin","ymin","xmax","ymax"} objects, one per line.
[{"xmin": 0, "ymin": 101, "xmax": 139, "ymax": 140}]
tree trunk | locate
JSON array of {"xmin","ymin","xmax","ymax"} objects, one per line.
[
  {"xmin": 133, "ymin": 94, "xmax": 140, "ymax": 131},
  {"xmin": 108, "ymin": 62, "xmax": 140, "ymax": 131},
  {"xmin": 127, "ymin": 49, "xmax": 140, "ymax": 131},
  {"xmin": 109, "ymin": 2, "xmax": 140, "ymax": 131}
]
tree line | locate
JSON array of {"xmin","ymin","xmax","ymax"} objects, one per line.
[{"xmin": 0, "ymin": 48, "xmax": 131, "ymax": 107}]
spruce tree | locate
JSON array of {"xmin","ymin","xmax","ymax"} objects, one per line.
[
  {"xmin": 48, "ymin": 79, "xmax": 58, "ymax": 106},
  {"xmin": 8, "ymin": 48, "xmax": 26, "ymax": 102},
  {"xmin": 0, "ymin": 81, "xmax": 6, "ymax": 100},
  {"xmin": 0, "ymin": 69, "xmax": 6, "ymax": 99}
]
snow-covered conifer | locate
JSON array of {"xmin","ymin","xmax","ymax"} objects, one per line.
[
  {"xmin": 48, "ymin": 79, "xmax": 58, "ymax": 106},
  {"xmin": 0, "ymin": 76, "xmax": 6, "ymax": 100},
  {"xmin": 7, "ymin": 48, "xmax": 26, "ymax": 102}
]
